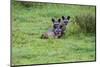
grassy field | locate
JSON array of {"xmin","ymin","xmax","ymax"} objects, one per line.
[{"xmin": 12, "ymin": 2, "xmax": 96, "ymax": 65}]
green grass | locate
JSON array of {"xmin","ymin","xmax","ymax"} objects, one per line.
[
  {"xmin": 12, "ymin": 2, "xmax": 96, "ymax": 65},
  {"xmin": 12, "ymin": 36, "xmax": 95, "ymax": 65}
]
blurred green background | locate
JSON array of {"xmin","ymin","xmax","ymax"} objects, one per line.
[{"xmin": 12, "ymin": 0, "xmax": 96, "ymax": 65}]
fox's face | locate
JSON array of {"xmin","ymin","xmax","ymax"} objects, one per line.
[
  {"xmin": 52, "ymin": 18, "xmax": 61, "ymax": 29},
  {"xmin": 62, "ymin": 16, "xmax": 70, "ymax": 25},
  {"xmin": 54, "ymin": 25, "xmax": 63, "ymax": 38}
]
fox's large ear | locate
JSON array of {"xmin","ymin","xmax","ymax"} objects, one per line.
[
  {"xmin": 62, "ymin": 16, "xmax": 65, "ymax": 20},
  {"xmin": 58, "ymin": 18, "xmax": 61, "ymax": 22},
  {"xmin": 67, "ymin": 16, "xmax": 70, "ymax": 20},
  {"xmin": 52, "ymin": 18, "xmax": 55, "ymax": 23}
]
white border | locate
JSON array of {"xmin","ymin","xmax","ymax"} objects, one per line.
[
  {"xmin": 0, "ymin": 0, "xmax": 100, "ymax": 67},
  {"xmin": 18, "ymin": 0, "xmax": 96, "ymax": 5},
  {"xmin": 0, "ymin": 0, "xmax": 10, "ymax": 67}
]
